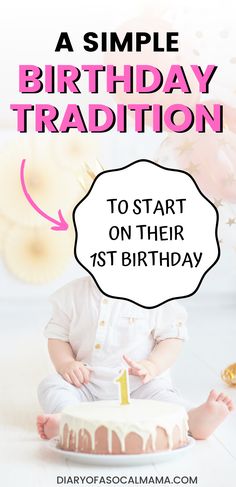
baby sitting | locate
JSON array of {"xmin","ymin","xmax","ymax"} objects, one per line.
[{"xmin": 37, "ymin": 275, "xmax": 233, "ymax": 440}]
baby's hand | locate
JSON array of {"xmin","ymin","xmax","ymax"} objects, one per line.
[
  {"xmin": 123, "ymin": 355, "xmax": 157, "ymax": 384},
  {"xmin": 59, "ymin": 360, "xmax": 90, "ymax": 388}
]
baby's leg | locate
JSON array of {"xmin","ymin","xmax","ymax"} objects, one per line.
[
  {"xmin": 38, "ymin": 372, "xmax": 95, "ymax": 413},
  {"xmin": 37, "ymin": 373, "xmax": 95, "ymax": 440},
  {"xmin": 131, "ymin": 376, "xmax": 185, "ymax": 406},
  {"xmin": 188, "ymin": 390, "xmax": 234, "ymax": 440},
  {"xmin": 132, "ymin": 379, "xmax": 234, "ymax": 440},
  {"xmin": 148, "ymin": 388, "xmax": 234, "ymax": 440},
  {"xmin": 37, "ymin": 414, "xmax": 61, "ymax": 440}
]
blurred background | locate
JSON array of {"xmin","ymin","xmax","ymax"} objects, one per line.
[{"xmin": 1, "ymin": 1, "xmax": 236, "ymax": 485}]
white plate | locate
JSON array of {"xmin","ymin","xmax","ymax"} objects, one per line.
[{"xmin": 47, "ymin": 436, "xmax": 195, "ymax": 465}]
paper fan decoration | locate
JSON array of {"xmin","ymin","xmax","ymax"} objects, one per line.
[
  {"xmin": 50, "ymin": 134, "xmax": 99, "ymax": 174},
  {"xmin": 0, "ymin": 139, "xmax": 80, "ymax": 226},
  {"xmin": 3, "ymin": 225, "xmax": 73, "ymax": 283},
  {"xmin": 0, "ymin": 213, "xmax": 11, "ymax": 254}
]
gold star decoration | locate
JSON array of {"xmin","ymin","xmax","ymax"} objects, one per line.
[
  {"xmin": 176, "ymin": 140, "xmax": 196, "ymax": 156},
  {"xmin": 213, "ymin": 199, "xmax": 223, "ymax": 208},
  {"xmin": 226, "ymin": 218, "xmax": 236, "ymax": 226},
  {"xmin": 185, "ymin": 162, "xmax": 200, "ymax": 176}
]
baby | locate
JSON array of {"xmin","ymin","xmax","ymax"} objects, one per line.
[{"xmin": 37, "ymin": 275, "xmax": 233, "ymax": 441}]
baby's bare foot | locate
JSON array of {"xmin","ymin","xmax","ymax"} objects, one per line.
[
  {"xmin": 188, "ymin": 389, "xmax": 234, "ymax": 440},
  {"xmin": 37, "ymin": 414, "xmax": 60, "ymax": 440}
]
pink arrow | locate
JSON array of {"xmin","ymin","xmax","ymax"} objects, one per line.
[{"xmin": 20, "ymin": 159, "xmax": 68, "ymax": 231}]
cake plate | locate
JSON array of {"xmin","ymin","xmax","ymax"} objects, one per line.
[{"xmin": 48, "ymin": 436, "xmax": 195, "ymax": 465}]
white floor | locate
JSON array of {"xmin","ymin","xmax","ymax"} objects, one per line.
[{"xmin": 1, "ymin": 293, "xmax": 236, "ymax": 487}]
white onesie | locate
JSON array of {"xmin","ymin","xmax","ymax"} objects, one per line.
[{"xmin": 38, "ymin": 275, "xmax": 188, "ymax": 413}]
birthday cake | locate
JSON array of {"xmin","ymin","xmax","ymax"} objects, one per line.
[{"xmin": 59, "ymin": 399, "xmax": 189, "ymax": 455}]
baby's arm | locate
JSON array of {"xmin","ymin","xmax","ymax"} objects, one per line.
[
  {"xmin": 48, "ymin": 339, "xmax": 90, "ymax": 388},
  {"xmin": 124, "ymin": 338, "xmax": 183, "ymax": 384}
]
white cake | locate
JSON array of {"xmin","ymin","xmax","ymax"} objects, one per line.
[{"xmin": 59, "ymin": 399, "xmax": 188, "ymax": 455}]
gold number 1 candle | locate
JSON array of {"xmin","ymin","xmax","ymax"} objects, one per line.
[{"xmin": 115, "ymin": 369, "xmax": 130, "ymax": 405}]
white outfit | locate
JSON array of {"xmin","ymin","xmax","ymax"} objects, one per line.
[{"xmin": 38, "ymin": 276, "xmax": 188, "ymax": 413}]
